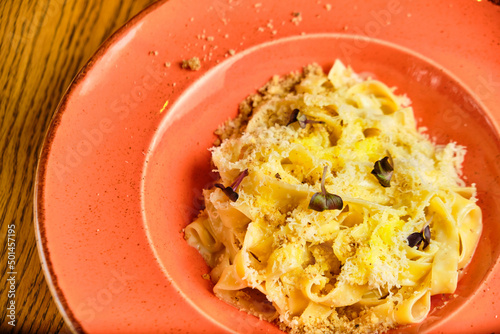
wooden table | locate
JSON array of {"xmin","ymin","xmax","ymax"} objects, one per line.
[{"xmin": 0, "ymin": 1, "xmax": 156, "ymax": 333}]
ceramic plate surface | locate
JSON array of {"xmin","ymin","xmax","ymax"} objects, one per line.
[{"xmin": 35, "ymin": 0, "xmax": 500, "ymax": 333}]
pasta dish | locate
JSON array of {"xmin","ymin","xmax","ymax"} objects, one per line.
[{"xmin": 184, "ymin": 60, "xmax": 482, "ymax": 333}]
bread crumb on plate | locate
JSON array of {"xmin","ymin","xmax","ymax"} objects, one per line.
[{"xmin": 181, "ymin": 57, "xmax": 201, "ymax": 71}]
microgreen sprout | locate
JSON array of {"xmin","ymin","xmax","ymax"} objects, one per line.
[
  {"xmin": 308, "ymin": 166, "xmax": 343, "ymax": 212},
  {"xmin": 371, "ymin": 156, "xmax": 394, "ymax": 187},
  {"xmin": 214, "ymin": 169, "xmax": 249, "ymax": 202},
  {"xmin": 407, "ymin": 216, "xmax": 433, "ymax": 250},
  {"xmin": 287, "ymin": 108, "xmax": 323, "ymax": 129}
]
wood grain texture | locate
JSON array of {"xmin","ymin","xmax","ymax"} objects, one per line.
[{"xmin": 0, "ymin": 1, "xmax": 157, "ymax": 333}]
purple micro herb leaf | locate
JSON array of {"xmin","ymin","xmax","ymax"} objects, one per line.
[
  {"xmin": 422, "ymin": 225, "xmax": 431, "ymax": 250},
  {"xmin": 287, "ymin": 108, "xmax": 300, "ymax": 126},
  {"xmin": 407, "ymin": 217, "xmax": 432, "ymax": 250},
  {"xmin": 297, "ymin": 113, "xmax": 308, "ymax": 129},
  {"xmin": 287, "ymin": 108, "xmax": 324, "ymax": 129},
  {"xmin": 214, "ymin": 169, "xmax": 249, "ymax": 202},
  {"xmin": 407, "ymin": 232, "xmax": 424, "ymax": 248},
  {"xmin": 421, "ymin": 215, "xmax": 433, "ymax": 250},
  {"xmin": 214, "ymin": 184, "xmax": 239, "ymax": 202},
  {"xmin": 308, "ymin": 166, "xmax": 343, "ymax": 212},
  {"xmin": 371, "ymin": 156, "xmax": 394, "ymax": 187}
]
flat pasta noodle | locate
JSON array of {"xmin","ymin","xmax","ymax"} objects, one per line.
[
  {"xmin": 183, "ymin": 60, "xmax": 482, "ymax": 334},
  {"xmin": 302, "ymin": 281, "xmax": 370, "ymax": 307},
  {"xmin": 393, "ymin": 285, "xmax": 432, "ymax": 324},
  {"xmin": 428, "ymin": 195, "xmax": 460, "ymax": 294},
  {"xmin": 449, "ymin": 190, "xmax": 483, "ymax": 269}
]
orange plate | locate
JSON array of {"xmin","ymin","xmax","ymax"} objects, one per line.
[{"xmin": 35, "ymin": 0, "xmax": 500, "ymax": 333}]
